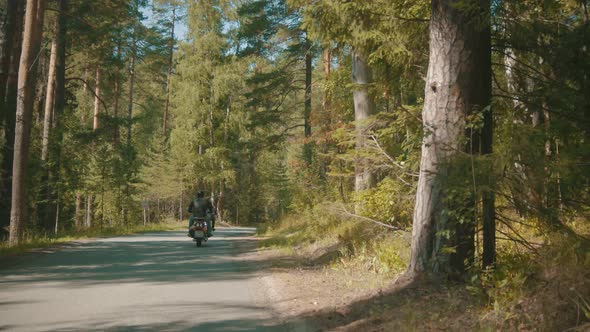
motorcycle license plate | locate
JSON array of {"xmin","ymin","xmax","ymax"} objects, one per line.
[{"xmin": 195, "ymin": 231, "xmax": 205, "ymax": 238}]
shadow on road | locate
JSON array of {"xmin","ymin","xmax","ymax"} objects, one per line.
[
  {"xmin": 0, "ymin": 229, "xmax": 261, "ymax": 287},
  {"xmin": 49, "ymin": 319, "xmax": 290, "ymax": 332},
  {"xmin": 0, "ymin": 227, "xmax": 435, "ymax": 332}
]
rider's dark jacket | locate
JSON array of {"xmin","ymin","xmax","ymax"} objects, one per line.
[{"xmin": 188, "ymin": 197, "xmax": 214, "ymax": 218}]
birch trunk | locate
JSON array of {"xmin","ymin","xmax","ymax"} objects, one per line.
[
  {"xmin": 409, "ymin": 0, "xmax": 491, "ymax": 275},
  {"xmin": 9, "ymin": 0, "xmax": 46, "ymax": 246}
]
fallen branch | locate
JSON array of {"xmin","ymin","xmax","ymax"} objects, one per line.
[
  {"xmin": 367, "ymin": 135, "xmax": 418, "ymax": 187},
  {"xmin": 325, "ymin": 203, "xmax": 407, "ymax": 232}
]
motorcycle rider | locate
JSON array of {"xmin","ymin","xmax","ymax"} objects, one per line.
[{"xmin": 187, "ymin": 191, "xmax": 214, "ymax": 238}]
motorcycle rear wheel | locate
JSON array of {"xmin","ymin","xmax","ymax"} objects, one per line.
[{"xmin": 196, "ymin": 238, "xmax": 202, "ymax": 247}]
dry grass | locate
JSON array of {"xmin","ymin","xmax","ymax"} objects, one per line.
[{"xmin": 259, "ymin": 212, "xmax": 590, "ymax": 331}]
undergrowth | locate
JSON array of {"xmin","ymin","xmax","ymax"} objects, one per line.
[
  {"xmin": 259, "ymin": 203, "xmax": 410, "ymax": 276},
  {"xmin": 260, "ymin": 207, "xmax": 590, "ymax": 330}
]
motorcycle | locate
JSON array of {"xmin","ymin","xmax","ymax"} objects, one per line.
[{"xmin": 190, "ymin": 218, "xmax": 208, "ymax": 247}]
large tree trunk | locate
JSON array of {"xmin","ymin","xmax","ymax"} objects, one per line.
[
  {"xmin": 9, "ymin": 0, "xmax": 46, "ymax": 246},
  {"xmin": 0, "ymin": 0, "xmax": 22, "ymax": 231},
  {"xmin": 409, "ymin": 0, "xmax": 491, "ymax": 276},
  {"xmin": 162, "ymin": 6, "xmax": 175, "ymax": 136},
  {"xmin": 352, "ymin": 49, "xmax": 375, "ymax": 195}
]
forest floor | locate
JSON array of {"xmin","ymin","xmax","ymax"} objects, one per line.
[{"xmin": 252, "ymin": 233, "xmax": 590, "ymax": 331}]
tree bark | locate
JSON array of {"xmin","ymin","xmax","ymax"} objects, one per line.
[
  {"xmin": 74, "ymin": 192, "xmax": 83, "ymax": 229},
  {"xmin": 216, "ymin": 186, "xmax": 224, "ymax": 223},
  {"xmin": 50, "ymin": 0, "xmax": 67, "ymax": 234},
  {"xmin": 162, "ymin": 6, "xmax": 175, "ymax": 136},
  {"xmin": 352, "ymin": 49, "xmax": 375, "ymax": 195},
  {"xmin": 85, "ymin": 194, "xmax": 92, "ymax": 227},
  {"xmin": 481, "ymin": 27, "xmax": 495, "ymax": 269},
  {"xmin": 93, "ymin": 67, "xmax": 101, "ymax": 132},
  {"xmin": 303, "ymin": 49, "xmax": 313, "ymax": 165},
  {"xmin": 38, "ymin": 16, "xmax": 59, "ymax": 233},
  {"xmin": 112, "ymin": 80, "xmax": 120, "ymax": 144},
  {"xmin": 41, "ymin": 18, "xmax": 59, "ymax": 162},
  {"xmin": 322, "ymin": 47, "xmax": 330, "ymax": 112},
  {"xmin": 112, "ymin": 44, "xmax": 121, "ymax": 146},
  {"xmin": 126, "ymin": 36, "xmax": 136, "ymax": 147},
  {"xmin": 0, "ymin": 0, "xmax": 17, "ymax": 115},
  {"xmin": 409, "ymin": 0, "xmax": 491, "ymax": 275},
  {"xmin": 0, "ymin": 0, "xmax": 22, "ymax": 231},
  {"xmin": 582, "ymin": 1, "xmax": 589, "ymax": 142},
  {"xmin": 9, "ymin": 0, "xmax": 46, "ymax": 246},
  {"xmin": 317, "ymin": 46, "xmax": 331, "ymax": 180}
]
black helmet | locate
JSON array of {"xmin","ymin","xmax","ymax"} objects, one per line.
[{"xmin": 196, "ymin": 191, "xmax": 205, "ymax": 198}]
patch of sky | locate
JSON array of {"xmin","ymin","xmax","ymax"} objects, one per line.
[{"xmin": 141, "ymin": 2, "xmax": 188, "ymax": 41}]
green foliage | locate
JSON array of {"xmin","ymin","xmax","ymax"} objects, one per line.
[
  {"xmin": 260, "ymin": 204, "xmax": 410, "ymax": 275},
  {"xmin": 355, "ymin": 178, "xmax": 414, "ymax": 228}
]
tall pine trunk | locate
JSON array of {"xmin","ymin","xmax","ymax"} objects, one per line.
[
  {"xmin": 49, "ymin": 0, "xmax": 67, "ymax": 234},
  {"xmin": 122, "ymin": 35, "xmax": 137, "ymax": 226},
  {"xmin": 127, "ymin": 37, "xmax": 136, "ymax": 147},
  {"xmin": 302, "ymin": 48, "xmax": 313, "ymax": 166},
  {"xmin": 322, "ymin": 47, "xmax": 331, "ymax": 113},
  {"xmin": 75, "ymin": 192, "xmax": 83, "ymax": 229},
  {"xmin": 0, "ymin": 0, "xmax": 17, "ymax": 116},
  {"xmin": 352, "ymin": 49, "xmax": 375, "ymax": 195},
  {"xmin": 0, "ymin": 0, "xmax": 22, "ymax": 231},
  {"xmin": 409, "ymin": 0, "xmax": 492, "ymax": 275},
  {"xmin": 38, "ymin": 16, "xmax": 59, "ymax": 233},
  {"xmin": 162, "ymin": 6, "xmax": 175, "ymax": 136},
  {"xmin": 41, "ymin": 18, "xmax": 59, "ymax": 162},
  {"xmin": 9, "ymin": 0, "xmax": 46, "ymax": 245},
  {"xmin": 318, "ymin": 46, "xmax": 331, "ymax": 179},
  {"xmin": 85, "ymin": 194, "xmax": 92, "ymax": 227},
  {"xmin": 93, "ymin": 67, "xmax": 101, "ymax": 132}
]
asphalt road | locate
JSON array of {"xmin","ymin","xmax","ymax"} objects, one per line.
[{"xmin": 0, "ymin": 228, "xmax": 288, "ymax": 332}]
